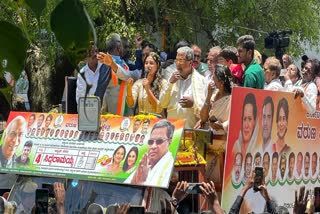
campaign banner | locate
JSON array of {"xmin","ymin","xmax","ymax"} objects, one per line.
[
  {"xmin": 0, "ymin": 112, "xmax": 184, "ymax": 188},
  {"xmin": 222, "ymin": 87, "xmax": 320, "ymax": 213}
]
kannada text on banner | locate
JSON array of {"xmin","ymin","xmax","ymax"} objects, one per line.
[
  {"xmin": 222, "ymin": 87, "xmax": 320, "ymax": 213},
  {"xmin": 0, "ymin": 112, "xmax": 184, "ymax": 188}
]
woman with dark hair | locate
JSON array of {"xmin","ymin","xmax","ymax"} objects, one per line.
[
  {"xmin": 122, "ymin": 147, "xmax": 139, "ymax": 173},
  {"xmin": 198, "ymin": 64, "xmax": 232, "ymax": 134},
  {"xmin": 106, "ymin": 145, "xmax": 126, "ymax": 174},
  {"xmin": 197, "ymin": 64, "xmax": 233, "ymax": 181},
  {"xmin": 273, "ymin": 98, "xmax": 290, "ymax": 155},
  {"xmin": 126, "ymin": 52, "xmax": 167, "ymax": 114},
  {"xmin": 234, "ymin": 93, "xmax": 259, "ymax": 158}
]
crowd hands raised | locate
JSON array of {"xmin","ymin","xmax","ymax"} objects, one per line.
[
  {"xmin": 0, "ymin": 182, "xmax": 66, "ymax": 214},
  {"xmin": 87, "ymin": 178, "xmax": 317, "ymax": 214},
  {"xmin": 2, "ymin": 178, "xmax": 317, "ymax": 214}
]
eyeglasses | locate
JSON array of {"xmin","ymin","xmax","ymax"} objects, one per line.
[
  {"xmin": 194, "ymin": 54, "xmax": 201, "ymax": 59},
  {"xmin": 147, "ymin": 138, "xmax": 169, "ymax": 145}
]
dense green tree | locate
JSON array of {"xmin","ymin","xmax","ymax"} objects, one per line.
[{"xmin": 0, "ymin": 0, "xmax": 320, "ymax": 118}]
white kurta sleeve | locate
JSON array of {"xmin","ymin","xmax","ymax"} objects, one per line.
[
  {"xmin": 301, "ymin": 83, "xmax": 317, "ymax": 114},
  {"xmin": 76, "ymin": 73, "xmax": 86, "ymax": 104},
  {"xmin": 159, "ymin": 82, "xmax": 174, "ymax": 108}
]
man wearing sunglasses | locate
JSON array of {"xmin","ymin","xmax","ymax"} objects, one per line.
[
  {"xmin": 125, "ymin": 119, "xmax": 175, "ymax": 187},
  {"xmin": 191, "ymin": 44, "xmax": 208, "ymax": 76}
]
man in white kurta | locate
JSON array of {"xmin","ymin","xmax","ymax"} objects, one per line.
[
  {"xmin": 159, "ymin": 47, "xmax": 205, "ymax": 129},
  {"xmin": 125, "ymin": 120, "xmax": 175, "ymax": 187}
]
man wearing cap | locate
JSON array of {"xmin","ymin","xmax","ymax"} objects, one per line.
[{"xmin": 125, "ymin": 120, "xmax": 175, "ymax": 186}]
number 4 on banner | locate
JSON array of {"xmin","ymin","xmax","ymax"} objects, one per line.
[{"xmin": 35, "ymin": 154, "xmax": 42, "ymax": 164}]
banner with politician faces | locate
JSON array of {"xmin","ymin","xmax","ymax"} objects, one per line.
[
  {"xmin": 0, "ymin": 112, "xmax": 184, "ymax": 188},
  {"xmin": 222, "ymin": 87, "xmax": 320, "ymax": 213}
]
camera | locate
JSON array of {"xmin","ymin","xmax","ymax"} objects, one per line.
[{"xmin": 264, "ymin": 30, "xmax": 292, "ymax": 49}]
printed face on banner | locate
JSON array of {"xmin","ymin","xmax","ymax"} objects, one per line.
[
  {"xmin": 244, "ymin": 154, "xmax": 252, "ymax": 179},
  {"xmin": 279, "ymin": 155, "xmax": 286, "ymax": 179},
  {"xmin": 113, "ymin": 147, "xmax": 125, "ymax": 165},
  {"xmin": 262, "ymin": 103, "xmax": 273, "ymax": 143},
  {"xmin": 271, "ymin": 154, "xmax": 278, "ymax": 182},
  {"xmin": 305, "ymin": 153, "xmax": 310, "ymax": 177},
  {"xmin": 37, "ymin": 114, "xmax": 44, "ymax": 128},
  {"xmin": 254, "ymin": 153, "xmax": 261, "ymax": 167},
  {"xmin": 312, "ymin": 153, "xmax": 318, "ymax": 176},
  {"xmin": 27, "ymin": 114, "xmax": 36, "ymax": 128},
  {"xmin": 132, "ymin": 120, "xmax": 141, "ymax": 133},
  {"xmin": 3, "ymin": 117, "xmax": 26, "ymax": 162},
  {"xmin": 127, "ymin": 150, "xmax": 137, "ymax": 167},
  {"xmin": 148, "ymin": 126, "xmax": 170, "ymax": 167},
  {"xmin": 234, "ymin": 153, "xmax": 242, "ymax": 182},
  {"xmin": 288, "ymin": 153, "xmax": 295, "ymax": 179},
  {"xmin": 296, "ymin": 153, "xmax": 303, "ymax": 176},
  {"xmin": 242, "ymin": 104, "xmax": 256, "ymax": 144},
  {"xmin": 277, "ymin": 107, "xmax": 288, "ymax": 139},
  {"xmin": 263, "ymin": 153, "xmax": 270, "ymax": 178}
]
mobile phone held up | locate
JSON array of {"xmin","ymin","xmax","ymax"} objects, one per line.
[
  {"xmin": 42, "ymin": 183, "xmax": 54, "ymax": 198},
  {"xmin": 187, "ymin": 183, "xmax": 202, "ymax": 194},
  {"xmin": 253, "ymin": 167, "xmax": 263, "ymax": 192},
  {"xmin": 35, "ymin": 189, "xmax": 49, "ymax": 214}
]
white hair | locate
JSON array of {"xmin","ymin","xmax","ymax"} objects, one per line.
[
  {"xmin": 5, "ymin": 115, "xmax": 26, "ymax": 136},
  {"xmin": 177, "ymin": 46, "xmax": 194, "ymax": 61}
]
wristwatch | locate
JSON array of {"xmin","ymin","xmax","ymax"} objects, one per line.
[{"xmin": 170, "ymin": 198, "xmax": 179, "ymax": 208}]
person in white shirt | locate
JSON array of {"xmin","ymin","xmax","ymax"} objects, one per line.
[
  {"xmin": 263, "ymin": 57, "xmax": 283, "ymax": 91},
  {"xmin": 285, "ymin": 59, "xmax": 318, "ymax": 114},
  {"xmin": 76, "ymin": 45, "xmax": 111, "ymax": 104},
  {"xmin": 159, "ymin": 46, "xmax": 205, "ymax": 128}
]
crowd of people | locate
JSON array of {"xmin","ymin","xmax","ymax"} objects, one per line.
[
  {"xmin": 77, "ymin": 33, "xmax": 319, "ymax": 132},
  {"xmin": 73, "ymin": 32, "xmax": 320, "ymax": 213}
]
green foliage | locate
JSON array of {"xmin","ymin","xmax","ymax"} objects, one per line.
[
  {"xmin": 149, "ymin": 0, "xmax": 320, "ymax": 57},
  {"xmin": 25, "ymin": 0, "xmax": 47, "ymax": 23},
  {"xmin": 0, "ymin": 21, "xmax": 29, "ymax": 80},
  {"xmin": 0, "ymin": 0, "xmax": 319, "ymax": 114},
  {"xmin": 50, "ymin": 0, "xmax": 96, "ymax": 69}
]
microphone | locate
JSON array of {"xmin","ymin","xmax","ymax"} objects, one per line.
[{"xmin": 144, "ymin": 69, "xmax": 150, "ymax": 78}]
